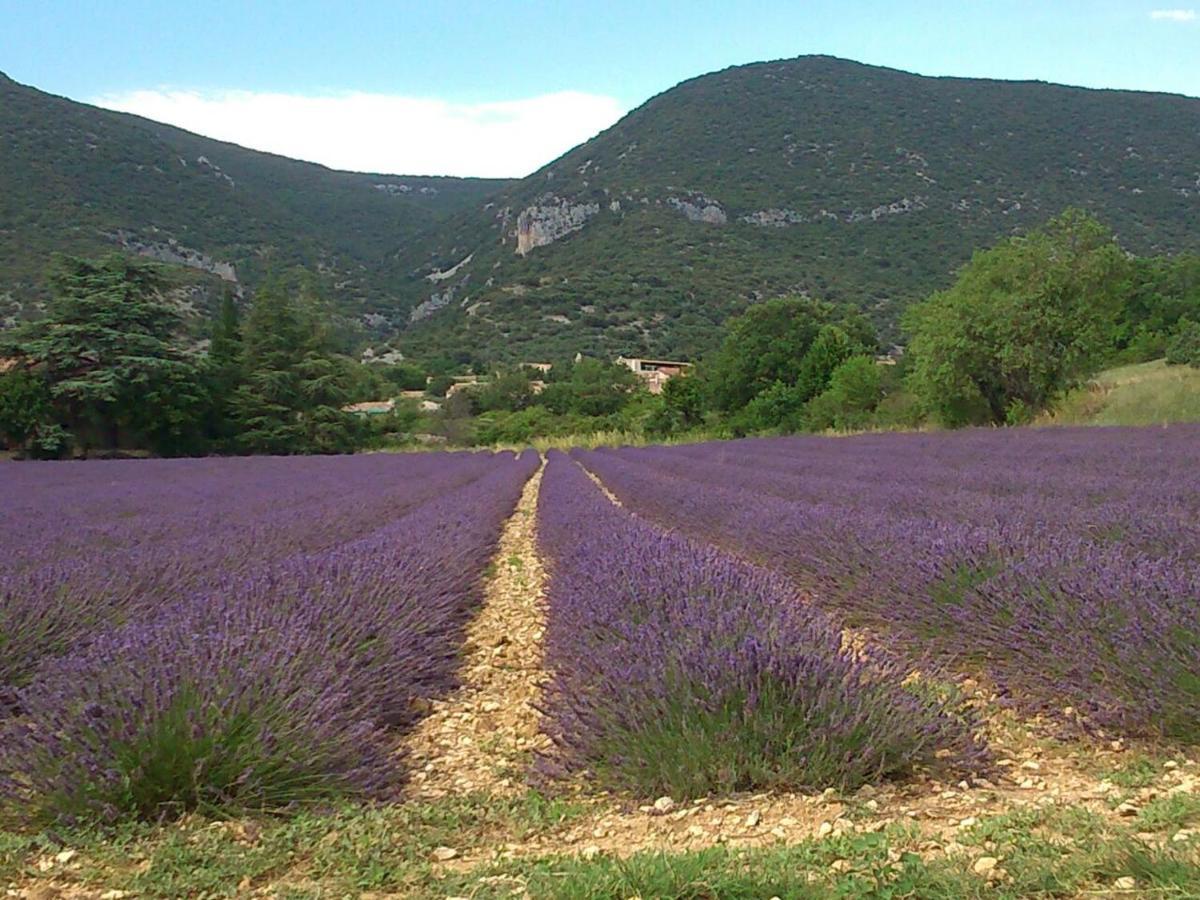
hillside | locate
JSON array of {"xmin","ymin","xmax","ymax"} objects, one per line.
[
  {"xmin": 0, "ymin": 72, "xmax": 511, "ymax": 332},
  {"xmin": 394, "ymin": 56, "xmax": 1200, "ymax": 362},
  {"xmin": 4, "ymin": 57, "xmax": 1200, "ymax": 361}
]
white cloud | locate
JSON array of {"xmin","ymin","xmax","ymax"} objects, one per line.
[
  {"xmin": 88, "ymin": 88, "xmax": 628, "ymax": 178},
  {"xmin": 1150, "ymin": 8, "xmax": 1197, "ymax": 20}
]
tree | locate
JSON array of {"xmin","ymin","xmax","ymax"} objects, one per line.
[
  {"xmin": 15, "ymin": 254, "xmax": 208, "ymax": 455},
  {"xmin": 734, "ymin": 380, "xmax": 808, "ymax": 434},
  {"xmin": 794, "ymin": 324, "xmax": 859, "ymax": 403},
  {"xmin": 203, "ymin": 288, "xmax": 244, "ymax": 449},
  {"xmin": 646, "ymin": 373, "xmax": 706, "ymax": 436},
  {"xmin": 804, "ymin": 356, "xmax": 884, "ymax": 431},
  {"xmin": 904, "ymin": 210, "xmax": 1132, "ymax": 426},
  {"xmin": 538, "ymin": 358, "xmax": 640, "ymax": 417},
  {"xmin": 1165, "ymin": 319, "xmax": 1200, "ymax": 367},
  {"xmin": 377, "ymin": 362, "xmax": 427, "ymax": 392},
  {"xmin": 0, "ymin": 367, "xmax": 68, "ymax": 457},
  {"xmin": 705, "ymin": 298, "xmax": 875, "ymax": 412},
  {"xmin": 475, "ymin": 368, "xmax": 536, "ymax": 413},
  {"xmin": 1112, "ymin": 255, "xmax": 1200, "ymax": 362},
  {"xmin": 232, "ymin": 277, "xmax": 362, "ymax": 454}
]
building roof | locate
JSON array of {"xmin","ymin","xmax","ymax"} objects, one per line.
[
  {"xmin": 616, "ymin": 355, "xmax": 693, "ymax": 367},
  {"xmin": 342, "ymin": 400, "xmax": 396, "ymax": 415}
]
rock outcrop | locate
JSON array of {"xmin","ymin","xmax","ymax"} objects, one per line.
[
  {"xmin": 111, "ymin": 231, "xmax": 239, "ymax": 283},
  {"xmin": 666, "ymin": 194, "xmax": 727, "ymax": 224},
  {"xmin": 515, "ymin": 197, "xmax": 600, "ymax": 256},
  {"xmin": 741, "ymin": 208, "xmax": 808, "ymax": 227}
]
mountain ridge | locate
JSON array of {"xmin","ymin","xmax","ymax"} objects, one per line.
[
  {"xmin": 4, "ymin": 57, "xmax": 1199, "ymax": 361},
  {"xmin": 0, "ymin": 70, "xmax": 512, "ymax": 333},
  {"xmin": 391, "ymin": 55, "xmax": 1200, "ymax": 361}
]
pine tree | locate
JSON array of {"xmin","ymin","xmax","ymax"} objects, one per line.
[
  {"xmin": 233, "ymin": 277, "xmax": 362, "ymax": 454},
  {"xmin": 17, "ymin": 254, "xmax": 207, "ymax": 455}
]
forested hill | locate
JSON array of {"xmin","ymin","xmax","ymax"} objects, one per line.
[
  {"xmin": 395, "ymin": 56, "xmax": 1200, "ymax": 362},
  {"xmin": 0, "ymin": 71, "xmax": 511, "ymax": 331},
  {"xmin": 4, "ymin": 57, "xmax": 1200, "ymax": 362}
]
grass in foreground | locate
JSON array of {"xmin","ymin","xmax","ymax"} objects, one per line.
[{"xmin": 4, "ymin": 794, "xmax": 1199, "ymax": 898}]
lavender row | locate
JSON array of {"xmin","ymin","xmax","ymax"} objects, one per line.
[
  {"xmin": 626, "ymin": 426, "xmax": 1200, "ymax": 563},
  {"xmin": 1, "ymin": 451, "xmax": 538, "ymax": 824},
  {"xmin": 1, "ymin": 452, "xmax": 502, "ymax": 696},
  {"xmin": 1, "ymin": 451, "xmax": 501, "ymax": 571},
  {"xmin": 576, "ymin": 428, "xmax": 1200, "ymax": 740},
  {"xmin": 535, "ymin": 452, "xmax": 982, "ymax": 800}
]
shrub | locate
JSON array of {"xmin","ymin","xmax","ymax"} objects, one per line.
[
  {"xmin": 0, "ymin": 595, "xmax": 402, "ymax": 824},
  {"xmin": 577, "ymin": 427, "xmax": 1200, "ymax": 741},
  {"xmin": 1165, "ymin": 320, "xmax": 1200, "ymax": 367}
]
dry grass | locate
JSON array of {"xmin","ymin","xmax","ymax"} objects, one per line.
[{"xmin": 1040, "ymin": 359, "xmax": 1200, "ymax": 427}]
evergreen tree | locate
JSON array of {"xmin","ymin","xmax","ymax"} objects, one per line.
[
  {"xmin": 16, "ymin": 254, "xmax": 207, "ymax": 455},
  {"xmin": 203, "ymin": 288, "xmax": 245, "ymax": 448},
  {"xmin": 232, "ymin": 277, "xmax": 362, "ymax": 454}
]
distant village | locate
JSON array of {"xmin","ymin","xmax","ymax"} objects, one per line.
[{"xmin": 343, "ymin": 355, "xmax": 695, "ymax": 416}]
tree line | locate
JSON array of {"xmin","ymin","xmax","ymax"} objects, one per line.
[
  {"xmin": 639, "ymin": 209, "xmax": 1199, "ymax": 436},
  {"xmin": 0, "ymin": 255, "xmax": 392, "ymax": 458},
  {"xmin": 2, "ymin": 210, "xmax": 1197, "ymax": 456}
]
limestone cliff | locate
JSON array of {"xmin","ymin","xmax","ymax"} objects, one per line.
[{"xmin": 515, "ymin": 197, "xmax": 601, "ymax": 255}]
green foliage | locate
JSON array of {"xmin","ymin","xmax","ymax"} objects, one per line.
[
  {"xmin": 376, "ymin": 362, "xmax": 427, "ymax": 391},
  {"xmin": 1165, "ymin": 319, "xmax": 1200, "ymax": 367},
  {"xmin": 0, "ymin": 368, "xmax": 67, "ymax": 457},
  {"xmin": 805, "ymin": 355, "xmax": 885, "ymax": 431},
  {"xmin": 904, "ymin": 210, "xmax": 1132, "ymax": 426},
  {"xmin": 705, "ymin": 297, "xmax": 873, "ymax": 415},
  {"xmin": 795, "ymin": 324, "xmax": 866, "ymax": 402},
  {"xmin": 706, "ymin": 298, "xmax": 827, "ymax": 411},
  {"xmin": 473, "ymin": 368, "xmax": 537, "ymax": 413},
  {"xmin": 729, "ymin": 381, "xmax": 806, "ymax": 434},
  {"xmin": 703, "ymin": 298, "xmax": 879, "ymax": 433},
  {"xmin": 1112, "ymin": 255, "xmax": 1200, "ymax": 362},
  {"xmin": 538, "ymin": 358, "xmax": 641, "ymax": 417},
  {"xmin": 10, "ymin": 254, "xmax": 209, "ymax": 455},
  {"xmin": 425, "ymin": 374, "xmax": 455, "ymax": 398},
  {"xmin": 232, "ymin": 277, "xmax": 364, "ymax": 455},
  {"xmin": 645, "ymin": 373, "xmax": 706, "ymax": 437}
]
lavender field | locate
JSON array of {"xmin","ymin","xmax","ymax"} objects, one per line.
[
  {"xmin": 576, "ymin": 425, "xmax": 1200, "ymax": 742},
  {"xmin": 1, "ymin": 425, "xmax": 1198, "ymax": 835},
  {"xmin": 1, "ymin": 451, "xmax": 537, "ymax": 823}
]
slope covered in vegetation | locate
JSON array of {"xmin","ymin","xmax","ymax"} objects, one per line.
[{"xmin": 0, "ymin": 72, "xmax": 510, "ymax": 332}]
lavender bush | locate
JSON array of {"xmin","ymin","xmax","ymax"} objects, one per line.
[
  {"xmin": 577, "ymin": 425, "xmax": 1200, "ymax": 740},
  {"xmin": 0, "ymin": 451, "xmax": 537, "ymax": 824},
  {"xmin": 536, "ymin": 452, "xmax": 983, "ymax": 799}
]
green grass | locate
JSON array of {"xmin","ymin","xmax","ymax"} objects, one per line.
[
  {"xmin": 0, "ymin": 792, "xmax": 585, "ymax": 898},
  {"xmin": 429, "ymin": 807, "xmax": 1197, "ymax": 900},
  {"xmin": 1100, "ymin": 754, "xmax": 1172, "ymax": 790},
  {"xmin": 1042, "ymin": 359, "xmax": 1200, "ymax": 427},
  {"xmin": 5, "ymin": 796, "xmax": 1199, "ymax": 898},
  {"xmin": 1136, "ymin": 794, "xmax": 1200, "ymax": 833}
]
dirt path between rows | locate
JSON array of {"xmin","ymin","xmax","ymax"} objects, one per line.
[
  {"xmin": 402, "ymin": 464, "xmax": 552, "ymax": 798},
  {"xmin": 417, "ymin": 457, "xmax": 1198, "ymax": 877}
]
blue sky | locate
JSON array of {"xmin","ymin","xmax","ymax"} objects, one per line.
[{"xmin": 2, "ymin": 1, "xmax": 1198, "ymax": 176}]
